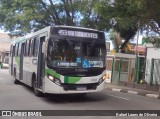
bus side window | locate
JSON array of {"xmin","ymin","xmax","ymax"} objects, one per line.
[
  {"xmin": 18, "ymin": 43, "xmax": 21, "ymax": 56},
  {"xmin": 12, "ymin": 45, "xmax": 15, "ymax": 56},
  {"xmin": 30, "ymin": 39, "xmax": 34, "ymax": 56},
  {"xmin": 26, "ymin": 40, "xmax": 30, "ymax": 56},
  {"xmin": 28, "ymin": 39, "xmax": 32, "ymax": 57},
  {"xmin": 25, "ymin": 41, "xmax": 28, "ymax": 56},
  {"xmin": 14, "ymin": 44, "xmax": 17, "ymax": 56},
  {"xmin": 33, "ymin": 37, "xmax": 39, "ymax": 57},
  {"xmin": 15, "ymin": 43, "xmax": 19, "ymax": 56},
  {"xmin": 10, "ymin": 45, "xmax": 12, "ymax": 56},
  {"xmin": 17, "ymin": 44, "xmax": 19, "ymax": 56},
  {"xmin": 24, "ymin": 42, "xmax": 26, "ymax": 56}
]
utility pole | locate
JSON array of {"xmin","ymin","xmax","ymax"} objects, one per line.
[
  {"xmin": 136, "ymin": 20, "xmax": 140, "ymax": 56},
  {"xmin": 135, "ymin": 20, "xmax": 140, "ymax": 83}
]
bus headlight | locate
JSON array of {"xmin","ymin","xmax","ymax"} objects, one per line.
[
  {"xmin": 48, "ymin": 75, "xmax": 61, "ymax": 86},
  {"xmin": 98, "ymin": 75, "xmax": 106, "ymax": 85},
  {"xmin": 48, "ymin": 75, "xmax": 54, "ymax": 81}
]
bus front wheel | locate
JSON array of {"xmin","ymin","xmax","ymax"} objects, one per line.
[
  {"xmin": 33, "ymin": 79, "xmax": 43, "ymax": 97},
  {"xmin": 13, "ymin": 69, "xmax": 19, "ymax": 84}
]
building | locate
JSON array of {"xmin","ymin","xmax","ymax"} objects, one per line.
[
  {"xmin": 0, "ymin": 33, "xmax": 12, "ymax": 64},
  {"xmin": 145, "ymin": 43, "xmax": 160, "ymax": 85}
]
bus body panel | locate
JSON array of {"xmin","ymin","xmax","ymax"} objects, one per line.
[
  {"xmin": 44, "ymin": 76, "xmax": 106, "ymax": 94},
  {"xmin": 9, "ymin": 26, "xmax": 106, "ymax": 95},
  {"xmin": 46, "ymin": 68, "xmax": 106, "ymax": 84},
  {"xmin": 44, "ymin": 70, "xmax": 106, "ymax": 94}
]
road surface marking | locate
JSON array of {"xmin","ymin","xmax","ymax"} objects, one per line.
[
  {"xmin": 146, "ymin": 94, "xmax": 159, "ymax": 99},
  {"xmin": 0, "ymin": 78, "xmax": 4, "ymax": 80},
  {"xmin": 128, "ymin": 91, "xmax": 138, "ymax": 94},
  {"xmin": 112, "ymin": 88, "xmax": 121, "ymax": 92},
  {"xmin": 106, "ymin": 94, "xmax": 130, "ymax": 101}
]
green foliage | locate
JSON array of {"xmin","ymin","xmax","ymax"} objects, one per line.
[
  {"xmin": 108, "ymin": 29, "xmax": 118, "ymax": 51},
  {"xmin": 0, "ymin": 0, "xmax": 50, "ymax": 34},
  {"xmin": 143, "ymin": 37, "xmax": 160, "ymax": 48},
  {"xmin": 0, "ymin": 0, "xmax": 101, "ymax": 35},
  {"xmin": 95, "ymin": 0, "xmax": 160, "ymax": 48},
  {"xmin": 0, "ymin": 0, "xmax": 160, "ymax": 50}
]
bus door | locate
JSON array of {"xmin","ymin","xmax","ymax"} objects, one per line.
[
  {"xmin": 10, "ymin": 45, "xmax": 15, "ymax": 75},
  {"xmin": 19, "ymin": 43, "xmax": 25, "ymax": 80},
  {"xmin": 37, "ymin": 36, "xmax": 46, "ymax": 89}
]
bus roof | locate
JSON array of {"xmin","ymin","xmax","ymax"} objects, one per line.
[
  {"xmin": 11, "ymin": 26, "xmax": 102, "ymax": 45},
  {"xmin": 10, "ymin": 26, "xmax": 51, "ymax": 45},
  {"xmin": 54, "ymin": 25, "xmax": 100, "ymax": 32},
  {"xmin": 11, "ymin": 37, "xmax": 26, "ymax": 45}
]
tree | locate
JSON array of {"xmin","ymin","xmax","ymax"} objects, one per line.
[
  {"xmin": 95, "ymin": 0, "xmax": 160, "ymax": 49},
  {"xmin": 108, "ymin": 29, "xmax": 123, "ymax": 52},
  {"xmin": 1, "ymin": 0, "xmax": 160, "ymax": 49},
  {"xmin": 0, "ymin": 0, "xmax": 100, "ymax": 35}
]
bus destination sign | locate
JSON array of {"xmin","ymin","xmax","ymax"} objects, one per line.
[{"xmin": 58, "ymin": 30, "xmax": 98, "ymax": 39}]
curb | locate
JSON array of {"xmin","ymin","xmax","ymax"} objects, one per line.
[{"xmin": 106, "ymin": 88, "xmax": 160, "ymax": 99}]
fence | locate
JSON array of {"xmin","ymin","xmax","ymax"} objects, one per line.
[
  {"xmin": 107, "ymin": 55, "xmax": 145, "ymax": 84},
  {"xmin": 106, "ymin": 57, "xmax": 114, "ymax": 83},
  {"xmin": 0, "ymin": 51, "xmax": 9, "ymax": 64},
  {"xmin": 146, "ymin": 59, "xmax": 160, "ymax": 85}
]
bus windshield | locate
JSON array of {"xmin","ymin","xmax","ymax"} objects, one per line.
[{"xmin": 47, "ymin": 38, "xmax": 106, "ymax": 68}]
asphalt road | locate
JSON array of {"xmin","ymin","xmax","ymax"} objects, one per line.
[{"xmin": 0, "ymin": 69, "xmax": 160, "ymax": 119}]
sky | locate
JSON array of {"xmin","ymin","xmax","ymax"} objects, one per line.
[
  {"xmin": 0, "ymin": 29, "xmax": 5, "ymax": 33},
  {"xmin": 0, "ymin": 28, "xmax": 10, "ymax": 34}
]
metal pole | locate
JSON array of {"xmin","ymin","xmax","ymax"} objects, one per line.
[
  {"xmin": 118, "ymin": 58, "xmax": 122, "ymax": 81},
  {"xmin": 150, "ymin": 58, "xmax": 154, "ymax": 85},
  {"xmin": 135, "ymin": 20, "xmax": 140, "ymax": 57},
  {"xmin": 135, "ymin": 20, "xmax": 140, "ymax": 82},
  {"xmin": 111, "ymin": 57, "xmax": 114, "ymax": 83}
]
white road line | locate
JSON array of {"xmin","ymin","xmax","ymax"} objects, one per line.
[
  {"xmin": 112, "ymin": 88, "xmax": 121, "ymax": 92},
  {"xmin": 128, "ymin": 91, "xmax": 138, "ymax": 94},
  {"xmin": 0, "ymin": 78, "xmax": 4, "ymax": 80},
  {"xmin": 106, "ymin": 94, "xmax": 130, "ymax": 101},
  {"xmin": 146, "ymin": 94, "xmax": 159, "ymax": 99}
]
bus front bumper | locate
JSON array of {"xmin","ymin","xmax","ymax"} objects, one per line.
[{"xmin": 44, "ymin": 77, "xmax": 106, "ymax": 94}]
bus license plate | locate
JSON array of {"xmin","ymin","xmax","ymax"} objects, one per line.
[{"xmin": 76, "ymin": 87, "xmax": 86, "ymax": 91}]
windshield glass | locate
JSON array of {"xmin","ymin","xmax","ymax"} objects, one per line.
[
  {"xmin": 47, "ymin": 38, "xmax": 106, "ymax": 68},
  {"xmin": 82, "ymin": 41, "xmax": 105, "ymax": 68}
]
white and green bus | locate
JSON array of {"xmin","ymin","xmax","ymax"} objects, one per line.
[{"xmin": 9, "ymin": 26, "xmax": 106, "ymax": 96}]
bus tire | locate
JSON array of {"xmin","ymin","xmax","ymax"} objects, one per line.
[
  {"xmin": 33, "ymin": 79, "xmax": 44, "ymax": 97},
  {"xmin": 13, "ymin": 69, "xmax": 19, "ymax": 84}
]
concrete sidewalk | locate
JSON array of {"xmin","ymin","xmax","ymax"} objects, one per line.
[
  {"xmin": 0, "ymin": 63, "xmax": 9, "ymax": 69},
  {"xmin": 105, "ymin": 83, "xmax": 160, "ymax": 99}
]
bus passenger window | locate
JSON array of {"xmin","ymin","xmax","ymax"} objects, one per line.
[
  {"xmin": 33, "ymin": 37, "xmax": 39, "ymax": 57},
  {"xmin": 10, "ymin": 45, "xmax": 12, "ymax": 56},
  {"xmin": 28, "ymin": 39, "xmax": 32, "ymax": 56},
  {"xmin": 24, "ymin": 43, "xmax": 26, "ymax": 56},
  {"xmin": 18, "ymin": 43, "xmax": 21, "ymax": 56},
  {"xmin": 12, "ymin": 45, "xmax": 15, "ymax": 56},
  {"xmin": 15, "ymin": 44, "xmax": 19, "ymax": 56},
  {"xmin": 26, "ymin": 40, "xmax": 30, "ymax": 56},
  {"xmin": 25, "ymin": 41, "xmax": 28, "ymax": 56}
]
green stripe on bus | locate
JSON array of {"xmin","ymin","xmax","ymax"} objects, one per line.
[
  {"xmin": 45, "ymin": 69, "xmax": 60, "ymax": 79},
  {"xmin": 45, "ymin": 68, "xmax": 81, "ymax": 84},
  {"xmin": 64, "ymin": 76, "xmax": 81, "ymax": 84}
]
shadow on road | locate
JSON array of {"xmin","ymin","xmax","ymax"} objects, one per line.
[
  {"xmin": 19, "ymin": 82, "xmax": 107, "ymax": 103},
  {"xmin": 43, "ymin": 92, "xmax": 107, "ymax": 103}
]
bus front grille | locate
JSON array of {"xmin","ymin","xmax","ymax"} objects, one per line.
[{"xmin": 62, "ymin": 83, "xmax": 98, "ymax": 91}]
